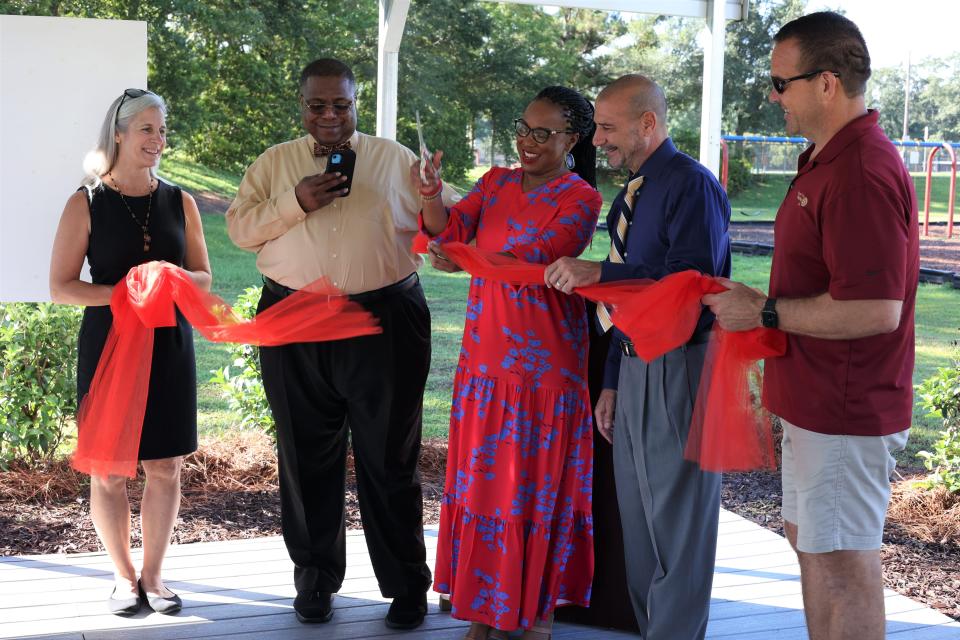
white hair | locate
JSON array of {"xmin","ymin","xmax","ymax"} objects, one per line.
[{"xmin": 82, "ymin": 91, "xmax": 167, "ymax": 189}]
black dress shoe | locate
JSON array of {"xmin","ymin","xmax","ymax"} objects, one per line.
[
  {"xmin": 385, "ymin": 593, "xmax": 427, "ymax": 629},
  {"xmin": 294, "ymin": 591, "xmax": 334, "ymax": 623},
  {"xmin": 108, "ymin": 586, "xmax": 141, "ymax": 616},
  {"xmin": 138, "ymin": 579, "xmax": 182, "ymax": 615}
]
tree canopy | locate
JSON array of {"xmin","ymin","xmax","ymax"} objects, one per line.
[{"xmin": 2, "ymin": 0, "xmax": 955, "ymax": 179}]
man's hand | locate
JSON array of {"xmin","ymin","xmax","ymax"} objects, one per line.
[
  {"xmin": 294, "ymin": 173, "xmax": 348, "ymax": 213},
  {"xmin": 544, "ymin": 257, "xmax": 602, "ymax": 294},
  {"xmin": 427, "ymin": 241, "xmax": 462, "ymax": 273},
  {"xmin": 701, "ymin": 277, "xmax": 767, "ymax": 332},
  {"xmin": 595, "ymin": 389, "xmax": 617, "ymax": 444}
]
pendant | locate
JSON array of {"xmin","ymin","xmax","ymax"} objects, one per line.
[
  {"xmin": 143, "ymin": 243, "xmax": 150, "ymax": 253},
  {"xmin": 143, "ymin": 233, "xmax": 151, "ymax": 253}
]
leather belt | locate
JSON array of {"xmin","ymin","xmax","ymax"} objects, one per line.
[
  {"xmin": 262, "ymin": 272, "xmax": 419, "ymax": 303},
  {"xmin": 620, "ymin": 331, "xmax": 710, "ymax": 358}
]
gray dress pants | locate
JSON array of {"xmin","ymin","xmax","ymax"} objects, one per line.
[{"xmin": 612, "ymin": 342, "xmax": 720, "ymax": 640}]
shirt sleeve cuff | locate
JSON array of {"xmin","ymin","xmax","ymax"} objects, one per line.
[
  {"xmin": 600, "ymin": 260, "xmax": 642, "ymax": 283},
  {"xmin": 276, "ymin": 188, "xmax": 307, "ymax": 229}
]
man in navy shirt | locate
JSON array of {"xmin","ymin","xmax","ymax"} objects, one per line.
[{"xmin": 546, "ymin": 74, "xmax": 731, "ymax": 639}]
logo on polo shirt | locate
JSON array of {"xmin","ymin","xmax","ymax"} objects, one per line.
[{"xmin": 796, "ymin": 191, "xmax": 809, "ymax": 207}]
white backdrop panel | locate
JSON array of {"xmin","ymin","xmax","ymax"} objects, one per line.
[{"xmin": 0, "ymin": 15, "xmax": 147, "ymax": 302}]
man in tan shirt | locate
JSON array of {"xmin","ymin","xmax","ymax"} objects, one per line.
[{"xmin": 226, "ymin": 58, "xmax": 437, "ymax": 630}]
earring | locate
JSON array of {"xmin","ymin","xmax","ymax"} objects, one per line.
[{"xmin": 565, "ymin": 152, "xmax": 575, "ymax": 170}]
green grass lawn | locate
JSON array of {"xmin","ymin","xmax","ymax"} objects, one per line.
[
  {"xmin": 164, "ymin": 155, "xmax": 959, "ymax": 464},
  {"xmin": 161, "ymin": 151, "xmax": 242, "ymax": 198},
  {"xmin": 727, "ymin": 173, "xmax": 958, "ymax": 222}
]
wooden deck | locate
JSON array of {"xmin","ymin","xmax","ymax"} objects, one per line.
[{"xmin": 2, "ymin": 509, "xmax": 959, "ymax": 639}]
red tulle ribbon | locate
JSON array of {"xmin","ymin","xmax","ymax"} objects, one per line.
[
  {"xmin": 72, "ymin": 261, "xmax": 382, "ymax": 478},
  {"xmin": 439, "ymin": 242, "xmax": 786, "ymax": 472},
  {"xmin": 411, "ymin": 232, "xmax": 430, "ymax": 254}
]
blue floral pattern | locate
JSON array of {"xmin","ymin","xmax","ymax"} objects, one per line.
[{"xmin": 429, "ymin": 168, "xmax": 602, "ymax": 631}]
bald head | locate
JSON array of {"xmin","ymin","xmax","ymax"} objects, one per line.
[
  {"xmin": 593, "ymin": 74, "xmax": 669, "ymax": 173},
  {"xmin": 597, "ymin": 74, "xmax": 667, "ymax": 130}
]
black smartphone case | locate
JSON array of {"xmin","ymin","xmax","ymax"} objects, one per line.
[{"xmin": 325, "ymin": 149, "xmax": 356, "ymax": 195}]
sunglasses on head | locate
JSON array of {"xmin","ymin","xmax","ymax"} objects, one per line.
[
  {"xmin": 514, "ymin": 118, "xmax": 573, "ymax": 144},
  {"xmin": 115, "ymin": 88, "xmax": 152, "ymax": 127},
  {"xmin": 770, "ymin": 70, "xmax": 841, "ymax": 94}
]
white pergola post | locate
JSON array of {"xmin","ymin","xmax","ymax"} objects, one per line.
[
  {"xmin": 376, "ymin": 0, "xmax": 411, "ymax": 140},
  {"xmin": 699, "ymin": 0, "xmax": 729, "ymax": 177}
]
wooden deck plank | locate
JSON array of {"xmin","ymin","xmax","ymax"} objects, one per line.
[{"xmin": 3, "ymin": 510, "xmax": 959, "ymax": 640}]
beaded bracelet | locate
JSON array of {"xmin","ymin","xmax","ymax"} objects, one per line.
[{"xmin": 420, "ymin": 180, "xmax": 442, "ymax": 200}]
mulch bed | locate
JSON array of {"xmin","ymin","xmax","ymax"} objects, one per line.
[
  {"xmin": 730, "ymin": 221, "xmax": 960, "ymax": 273},
  {"xmin": 2, "ymin": 432, "xmax": 958, "ymax": 622}
]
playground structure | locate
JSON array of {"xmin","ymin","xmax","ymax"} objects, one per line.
[{"xmin": 720, "ymin": 135, "xmax": 959, "ymax": 239}]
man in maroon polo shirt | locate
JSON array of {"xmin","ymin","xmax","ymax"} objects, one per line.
[{"xmin": 704, "ymin": 11, "xmax": 918, "ymax": 640}]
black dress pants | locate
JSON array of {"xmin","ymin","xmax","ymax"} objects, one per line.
[{"xmin": 257, "ymin": 277, "xmax": 432, "ymax": 597}]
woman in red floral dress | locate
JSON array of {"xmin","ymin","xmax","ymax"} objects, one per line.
[{"xmin": 415, "ymin": 87, "xmax": 602, "ymax": 640}]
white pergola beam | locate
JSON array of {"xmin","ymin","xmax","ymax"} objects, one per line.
[
  {"xmin": 699, "ymin": 0, "xmax": 728, "ymax": 177},
  {"xmin": 376, "ymin": 0, "xmax": 411, "ymax": 140},
  {"xmin": 492, "ymin": 0, "xmax": 746, "ymax": 20}
]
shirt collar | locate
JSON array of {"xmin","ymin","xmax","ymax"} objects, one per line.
[
  {"xmin": 305, "ymin": 130, "xmax": 361, "ymax": 151},
  {"xmin": 633, "ymin": 137, "xmax": 678, "ymax": 181},
  {"xmin": 798, "ymin": 109, "xmax": 879, "ymax": 169}
]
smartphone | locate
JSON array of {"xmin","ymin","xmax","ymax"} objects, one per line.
[{"xmin": 325, "ymin": 149, "xmax": 356, "ymax": 196}]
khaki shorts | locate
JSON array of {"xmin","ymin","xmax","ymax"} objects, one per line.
[{"xmin": 780, "ymin": 418, "xmax": 909, "ymax": 554}]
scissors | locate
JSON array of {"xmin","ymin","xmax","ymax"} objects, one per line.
[{"xmin": 416, "ymin": 110, "xmax": 432, "ymax": 183}]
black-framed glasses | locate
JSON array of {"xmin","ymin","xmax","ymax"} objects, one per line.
[
  {"xmin": 514, "ymin": 118, "xmax": 573, "ymax": 144},
  {"xmin": 300, "ymin": 97, "xmax": 354, "ymax": 115},
  {"xmin": 115, "ymin": 88, "xmax": 150, "ymax": 127},
  {"xmin": 770, "ymin": 70, "xmax": 841, "ymax": 94}
]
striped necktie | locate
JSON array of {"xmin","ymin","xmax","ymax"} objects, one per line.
[{"xmin": 597, "ymin": 174, "xmax": 645, "ymax": 332}]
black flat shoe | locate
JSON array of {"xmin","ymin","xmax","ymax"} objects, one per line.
[
  {"xmin": 108, "ymin": 586, "xmax": 141, "ymax": 616},
  {"xmin": 139, "ymin": 579, "xmax": 182, "ymax": 615},
  {"xmin": 385, "ymin": 592, "xmax": 427, "ymax": 629},
  {"xmin": 293, "ymin": 591, "xmax": 334, "ymax": 623}
]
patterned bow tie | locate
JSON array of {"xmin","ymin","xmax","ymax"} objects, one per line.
[{"xmin": 314, "ymin": 140, "xmax": 352, "ymax": 157}]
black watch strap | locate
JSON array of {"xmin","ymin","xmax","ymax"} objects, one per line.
[{"xmin": 761, "ymin": 297, "xmax": 778, "ymax": 329}]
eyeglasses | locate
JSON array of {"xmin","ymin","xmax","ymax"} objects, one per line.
[
  {"xmin": 301, "ymin": 97, "xmax": 354, "ymax": 115},
  {"xmin": 770, "ymin": 70, "xmax": 841, "ymax": 94},
  {"xmin": 115, "ymin": 88, "xmax": 151, "ymax": 127},
  {"xmin": 514, "ymin": 118, "xmax": 573, "ymax": 144}
]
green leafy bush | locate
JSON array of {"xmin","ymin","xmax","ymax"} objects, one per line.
[
  {"xmin": 725, "ymin": 148, "xmax": 755, "ymax": 197},
  {"xmin": 916, "ymin": 350, "xmax": 960, "ymax": 493},
  {"xmin": 0, "ymin": 303, "xmax": 81, "ymax": 467},
  {"xmin": 209, "ymin": 286, "xmax": 275, "ymax": 436}
]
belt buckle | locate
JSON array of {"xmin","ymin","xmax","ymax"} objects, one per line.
[{"xmin": 620, "ymin": 340, "xmax": 636, "ymax": 357}]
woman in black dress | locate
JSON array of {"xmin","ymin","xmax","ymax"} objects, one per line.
[{"xmin": 49, "ymin": 90, "xmax": 211, "ymax": 616}]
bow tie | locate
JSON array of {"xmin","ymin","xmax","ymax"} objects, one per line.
[{"xmin": 314, "ymin": 140, "xmax": 352, "ymax": 157}]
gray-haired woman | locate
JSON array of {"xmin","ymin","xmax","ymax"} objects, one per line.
[{"xmin": 49, "ymin": 89, "xmax": 211, "ymax": 616}]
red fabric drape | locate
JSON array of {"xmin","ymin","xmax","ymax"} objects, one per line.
[
  {"xmin": 411, "ymin": 232, "xmax": 430, "ymax": 254},
  {"xmin": 439, "ymin": 242, "xmax": 785, "ymax": 471},
  {"xmin": 72, "ymin": 261, "xmax": 381, "ymax": 478}
]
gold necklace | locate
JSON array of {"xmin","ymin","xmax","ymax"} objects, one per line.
[{"xmin": 110, "ymin": 176, "xmax": 154, "ymax": 252}]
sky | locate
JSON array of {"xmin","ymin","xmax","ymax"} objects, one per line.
[{"xmin": 804, "ymin": 1, "xmax": 958, "ymax": 69}]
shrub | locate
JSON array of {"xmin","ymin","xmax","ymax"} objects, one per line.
[
  {"xmin": 725, "ymin": 148, "xmax": 755, "ymax": 197},
  {"xmin": 916, "ymin": 349, "xmax": 960, "ymax": 493},
  {"xmin": 209, "ymin": 286, "xmax": 275, "ymax": 437},
  {"xmin": 0, "ymin": 303, "xmax": 82, "ymax": 468}
]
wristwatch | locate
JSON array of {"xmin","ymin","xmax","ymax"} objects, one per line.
[{"xmin": 761, "ymin": 297, "xmax": 778, "ymax": 329}]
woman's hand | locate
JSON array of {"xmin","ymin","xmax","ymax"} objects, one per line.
[
  {"xmin": 427, "ymin": 241, "xmax": 462, "ymax": 273},
  {"xmin": 410, "ymin": 149, "xmax": 444, "ymax": 195}
]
